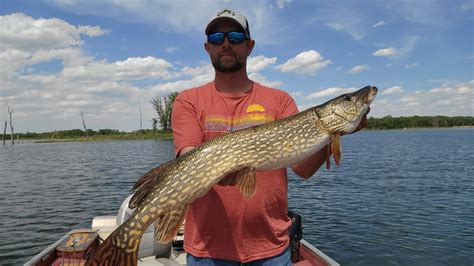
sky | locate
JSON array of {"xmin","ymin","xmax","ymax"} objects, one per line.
[{"xmin": 0, "ymin": 0, "xmax": 473, "ymax": 132}]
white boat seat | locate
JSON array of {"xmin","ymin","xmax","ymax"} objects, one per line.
[{"xmin": 116, "ymin": 195, "xmax": 172, "ymax": 259}]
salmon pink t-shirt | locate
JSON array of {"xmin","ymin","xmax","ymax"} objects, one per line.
[{"xmin": 171, "ymin": 81, "xmax": 298, "ymax": 262}]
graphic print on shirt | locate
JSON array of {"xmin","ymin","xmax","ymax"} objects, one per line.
[{"xmin": 204, "ymin": 103, "xmax": 275, "ymax": 133}]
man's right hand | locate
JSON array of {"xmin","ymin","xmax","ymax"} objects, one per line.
[
  {"xmin": 217, "ymin": 171, "xmax": 240, "ymax": 186},
  {"xmin": 217, "ymin": 167, "xmax": 252, "ymax": 186}
]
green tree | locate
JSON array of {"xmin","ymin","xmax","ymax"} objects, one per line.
[{"xmin": 151, "ymin": 92, "xmax": 179, "ymax": 132}]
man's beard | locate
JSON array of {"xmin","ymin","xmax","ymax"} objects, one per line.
[{"xmin": 211, "ymin": 54, "xmax": 245, "ymax": 73}]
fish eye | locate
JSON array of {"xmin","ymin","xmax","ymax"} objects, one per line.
[{"xmin": 344, "ymin": 95, "xmax": 351, "ymax": 101}]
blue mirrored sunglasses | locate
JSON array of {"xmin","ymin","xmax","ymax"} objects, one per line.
[{"xmin": 207, "ymin": 31, "xmax": 246, "ymax": 45}]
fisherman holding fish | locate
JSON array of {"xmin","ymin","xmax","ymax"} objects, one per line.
[
  {"xmin": 86, "ymin": 8, "xmax": 374, "ymax": 265},
  {"xmin": 172, "ymin": 8, "xmax": 368, "ymax": 265}
]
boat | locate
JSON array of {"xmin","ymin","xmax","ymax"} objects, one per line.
[{"xmin": 25, "ymin": 195, "xmax": 339, "ymax": 266}]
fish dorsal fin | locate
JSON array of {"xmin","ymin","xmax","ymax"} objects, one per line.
[
  {"xmin": 325, "ymin": 144, "xmax": 331, "ymax": 170},
  {"xmin": 129, "ymin": 163, "xmax": 169, "ymax": 209},
  {"xmin": 331, "ymin": 133, "xmax": 342, "ymax": 166},
  {"xmin": 236, "ymin": 167, "xmax": 257, "ymax": 198},
  {"xmin": 154, "ymin": 207, "xmax": 187, "ymax": 243}
]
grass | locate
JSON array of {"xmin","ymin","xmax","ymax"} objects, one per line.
[{"xmin": 28, "ymin": 131, "xmax": 174, "ymax": 143}]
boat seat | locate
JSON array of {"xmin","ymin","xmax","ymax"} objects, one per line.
[{"xmin": 116, "ymin": 195, "xmax": 172, "ymax": 259}]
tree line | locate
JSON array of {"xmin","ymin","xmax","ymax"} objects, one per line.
[
  {"xmin": 9, "ymin": 129, "xmax": 126, "ymax": 139},
  {"xmin": 366, "ymin": 115, "xmax": 473, "ymax": 129},
  {"xmin": 3, "ymin": 92, "xmax": 473, "ymax": 141},
  {"xmin": 151, "ymin": 92, "xmax": 178, "ymax": 132},
  {"xmin": 6, "ymin": 115, "xmax": 472, "ymax": 140}
]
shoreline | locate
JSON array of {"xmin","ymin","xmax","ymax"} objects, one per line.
[{"xmin": 3, "ymin": 127, "xmax": 472, "ymax": 144}]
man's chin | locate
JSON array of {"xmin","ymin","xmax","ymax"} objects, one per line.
[{"xmin": 214, "ymin": 61, "xmax": 243, "ymax": 72}]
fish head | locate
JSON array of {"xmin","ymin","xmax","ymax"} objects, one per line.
[{"xmin": 317, "ymin": 85, "xmax": 377, "ymax": 134}]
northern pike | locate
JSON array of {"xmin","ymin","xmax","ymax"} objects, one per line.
[{"xmin": 87, "ymin": 85, "xmax": 377, "ymax": 265}]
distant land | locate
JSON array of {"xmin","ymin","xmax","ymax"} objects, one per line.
[
  {"xmin": 366, "ymin": 115, "xmax": 473, "ymax": 130},
  {"xmin": 1, "ymin": 115, "xmax": 473, "ymax": 143}
]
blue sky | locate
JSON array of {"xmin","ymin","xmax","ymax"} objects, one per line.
[{"xmin": 1, "ymin": 0, "xmax": 473, "ymax": 132}]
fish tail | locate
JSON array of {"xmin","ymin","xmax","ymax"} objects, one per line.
[{"xmin": 86, "ymin": 226, "xmax": 140, "ymax": 266}]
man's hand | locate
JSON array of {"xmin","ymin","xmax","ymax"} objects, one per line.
[
  {"xmin": 291, "ymin": 110, "xmax": 370, "ymax": 178},
  {"xmin": 354, "ymin": 113, "xmax": 368, "ymax": 133},
  {"xmin": 218, "ymin": 168, "xmax": 250, "ymax": 186},
  {"xmin": 344, "ymin": 108, "xmax": 369, "ymax": 135}
]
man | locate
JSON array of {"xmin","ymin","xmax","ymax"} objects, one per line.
[{"xmin": 171, "ymin": 9, "xmax": 366, "ymax": 265}]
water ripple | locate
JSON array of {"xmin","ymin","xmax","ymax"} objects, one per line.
[{"xmin": 1, "ymin": 130, "xmax": 474, "ymax": 265}]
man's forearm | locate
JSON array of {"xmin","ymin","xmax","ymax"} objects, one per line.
[
  {"xmin": 291, "ymin": 145, "xmax": 329, "ymax": 179},
  {"xmin": 178, "ymin": 146, "xmax": 195, "ymax": 157}
]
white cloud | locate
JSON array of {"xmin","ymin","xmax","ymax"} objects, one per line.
[
  {"xmin": 397, "ymin": 36, "xmax": 420, "ymax": 58},
  {"xmin": 275, "ymin": 50, "xmax": 331, "ymax": 75},
  {"xmin": 405, "ymin": 62, "xmax": 420, "ymax": 68},
  {"xmin": 373, "ymin": 21, "xmax": 387, "ymax": 27},
  {"xmin": 249, "ymin": 72, "xmax": 283, "ymax": 88},
  {"xmin": 382, "ymin": 1, "xmax": 449, "ymax": 27},
  {"xmin": 306, "ymin": 87, "xmax": 355, "ymax": 99},
  {"xmin": 290, "ymin": 91, "xmax": 302, "ymax": 98},
  {"xmin": 55, "ymin": 56, "xmax": 177, "ymax": 82},
  {"xmin": 371, "ymin": 81, "xmax": 474, "ymax": 117},
  {"xmin": 51, "ymin": 1, "xmax": 215, "ymax": 32},
  {"xmin": 276, "ymin": 0, "xmax": 292, "ymax": 9},
  {"xmin": 458, "ymin": 86, "xmax": 470, "ymax": 94},
  {"xmin": 0, "ymin": 13, "xmax": 105, "ymax": 80},
  {"xmin": 148, "ymin": 73, "xmax": 213, "ymax": 95},
  {"xmin": 327, "ymin": 22, "xmax": 364, "ymax": 40},
  {"xmin": 165, "ymin": 47, "xmax": 177, "ymax": 53},
  {"xmin": 306, "ymin": 3, "xmax": 367, "ymax": 40},
  {"xmin": 373, "ymin": 48, "xmax": 397, "ymax": 57},
  {"xmin": 349, "ymin": 64, "xmax": 369, "ymax": 74},
  {"xmin": 77, "ymin": 25, "xmax": 110, "ymax": 37},
  {"xmin": 180, "ymin": 64, "xmax": 213, "ymax": 77},
  {"xmin": 247, "ymin": 55, "xmax": 277, "ymax": 73},
  {"xmin": 459, "ymin": 2, "xmax": 474, "ymax": 11},
  {"xmin": 0, "ymin": 13, "xmax": 83, "ymax": 51},
  {"xmin": 382, "ymin": 86, "xmax": 404, "ymax": 95},
  {"xmin": 0, "ymin": 13, "xmax": 216, "ymax": 132},
  {"xmin": 300, "ymin": 81, "xmax": 473, "ymax": 118},
  {"xmin": 48, "ymin": 1, "xmax": 286, "ymax": 46}
]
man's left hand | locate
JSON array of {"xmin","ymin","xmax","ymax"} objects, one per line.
[
  {"xmin": 354, "ymin": 113, "xmax": 368, "ymax": 133},
  {"xmin": 345, "ymin": 108, "xmax": 369, "ymax": 135}
]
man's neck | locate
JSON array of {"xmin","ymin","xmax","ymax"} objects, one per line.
[{"xmin": 214, "ymin": 69, "xmax": 253, "ymax": 94}]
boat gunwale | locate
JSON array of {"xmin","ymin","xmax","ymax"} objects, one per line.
[{"xmin": 300, "ymin": 239, "xmax": 339, "ymax": 266}]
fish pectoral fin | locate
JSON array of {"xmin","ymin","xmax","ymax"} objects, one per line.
[
  {"xmin": 236, "ymin": 167, "xmax": 257, "ymax": 199},
  {"xmin": 154, "ymin": 207, "xmax": 187, "ymax": 244},
  {"xmin": 130, "ymin": 163, "xmax": 169, "ymax": 209},
  {"xmin": 330, "ymin": 133, "xmax": 342, "ymax": 166}
]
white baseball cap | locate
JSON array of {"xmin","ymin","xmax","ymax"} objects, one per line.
[{"xmin": 205, "ymin": 9, "xmax": 251, "ymax": 39}]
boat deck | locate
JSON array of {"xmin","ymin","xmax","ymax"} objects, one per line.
[{"xmin": 25, "ymin": 196, "xmax": 339, "ymax": 266}]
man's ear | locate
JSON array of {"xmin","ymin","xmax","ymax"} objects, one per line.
[
  {"xmin": 247, "ymin": 39, "xmax": 255, "ymax": 55},
  {"xmin": 204, "ymin": 42, "xmax": 211, "ymax": 53}
]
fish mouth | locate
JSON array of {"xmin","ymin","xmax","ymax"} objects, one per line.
[
  {"xmin": 358, "ymin": 85, "xmax": 378, "ymax": 105},
  {"xmin": 351, "ymin": 85, "xmax": 377, "ymax": 117}
]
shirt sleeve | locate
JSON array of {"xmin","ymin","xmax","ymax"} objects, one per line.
[
  {"xmin": 279, "ymin": 91, "xmax": 299, "ymax": 119},
  {"xmin": 171, "ymin": 90, "xmax": 204, "ymax": 157}
]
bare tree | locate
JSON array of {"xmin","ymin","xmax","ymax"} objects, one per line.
[
  {"xmin": 138, "ymin": 100, "xmax": 143, "ymax": 132},
  {"xmin": 81, "ymin": 112, "xmax": 88, "ymax": 139},
  {"xmin": 2, "ymin": 121, "xmax": 6, "ymax": 145},
  {"xmin": 5, "ymin": 101, "xmax": 14, "ymax": 145}
]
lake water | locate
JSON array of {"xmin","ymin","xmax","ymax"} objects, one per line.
[{"xmin": 0, "ymin": 129, "xmax": 473, "ymax": 265}]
